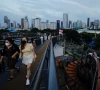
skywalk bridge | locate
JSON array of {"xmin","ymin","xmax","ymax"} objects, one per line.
[{"xmin": 0, "ymin": 35, "xmax": 100, "ymax": 90}]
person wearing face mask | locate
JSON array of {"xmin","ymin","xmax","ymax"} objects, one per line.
[
  {"xmin": 0, "ymin": 38, "xmax": 20, "ymax": 80},
  {"xmin": 19, "ymin": 36, "xmax": 36, "ymax": 85}
]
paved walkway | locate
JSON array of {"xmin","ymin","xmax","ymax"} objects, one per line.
[{"xmin": 0, "ymin": 40, "xmax": 50, "ymax": 90}]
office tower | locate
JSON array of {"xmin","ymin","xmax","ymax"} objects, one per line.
[
  {"xmin": 82, "ymin": 22, "xmax": 86, "ymax": 28},
  {"xmin": 34, "ymin": 18, "xmax": 41, "ymax": 30},
  {"xmin": 76, "ymin": 20, "xmax": 82, "ymax": 29},
  {"xmin": 32, "ymin": 19, "xmax": 35, "ymax": 28},
  {"xmin": 11, "ymin": 23, "xmax": 13, "ymax": 27},
  {"xmin": 90, "ymin": 22, "xmax": 94, "ymax": 29},
  {"xmin": 69, "ymin": 21, "xmax": 72, "ymax": 29},
  {"xmin": 41, "ymin": 22, "xmax": 48, "ymax": 30},
  {"xmin": 63, "ymin": 13, "xmax": 68, "ymax": 29},
  {"xmin": 4, "ymin": 16, "xmax": 8, "ymax": 23},
  {"xmin": 25, "ymin": 16, "xmax": 29, "ymax": 28},
  {"xmin": 4, "ymin": 16, "xmax": 9, "ymax": 28},
  {"xmin": 94, "ymin": 20, "xmax": 99, "ymax": 29},
  {"xmin": 8, "ymin": 19, "xmax": 10, "ymax": 28},
  {"xmin": 87, "ymin": 18, "xmax": 90, "ymax": 28},
  {"xmin": 21, "ymin": 18, "xmax": 24, "ymax": 29},
  {"xmin": 73, "ymin": 22, "xmax": 77, "ymax": 29},
  {"xmin": 56, "ymin": 20, "xmax": 60, "ymax": 29},
  {"xmin": 46, "ymin": 20, "xmax": 49, "ymax": 28},
  {"xmin": 49, "ymin": 22, "xmax": 56, "ymax": 29},
  {"xmin": 13, "ymin": 21, "xmax": 16, "ymax": 28},
  {"xmin": 24, "ymin": 19, "xmax": 29, "ymax": 29},
  {"xmin": 17, "ymin": 23, "xmax": 21, "ymax": 28},
  {"xmin": 61, "ymin": 21, "xmax": 63, "ymax": 29}
]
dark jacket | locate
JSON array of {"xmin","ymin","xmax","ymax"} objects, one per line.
[{"xmin": 1, "ymin": 44, "xmax": 20, "ymax": 58}]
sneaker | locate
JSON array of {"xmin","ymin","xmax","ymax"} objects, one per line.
[
  {"xmin": 26, "ymin": 73, "xmax": 31, "ymax": 78},
  {"xmin": 26, "ymin": 79, "xmax": 30, "ymax": 85}
]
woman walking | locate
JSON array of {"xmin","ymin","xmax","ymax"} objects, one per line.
[
  {"xmin": 0, "ymin": 38, "xmax": 20, "ymax": 80},
  {"xmin": 19, "ymin": 36, "xmax": 36, "ymax": 85}
]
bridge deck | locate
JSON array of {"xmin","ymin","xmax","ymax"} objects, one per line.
[{"xmin": 0, "ymin": 40, "xmax": 50, "ymax": 90}]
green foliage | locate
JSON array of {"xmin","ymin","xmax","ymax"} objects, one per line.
[
  {"xmin": 63, "ymin": 29, "xmax": 81, "ymax": 44},
  {"xmin": 94, "ymin": 34, "xmax": 100, "ymax": 49}
]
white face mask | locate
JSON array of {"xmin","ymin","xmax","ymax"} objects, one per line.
[{"xmin": 5, "ymin": 43, "xmax": 10, "ymax": 46}]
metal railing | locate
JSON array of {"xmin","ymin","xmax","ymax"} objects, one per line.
[
  {"xmin": 48, "ymin": 40, "xmax": 59, "ymax": 90},
  {"xmin": 30, "ymin": 37, "xmax": 59, "ymax": 90},
  {"xmin": 77, "ymin": 49, "xmax": 98, "ymax": 90}
]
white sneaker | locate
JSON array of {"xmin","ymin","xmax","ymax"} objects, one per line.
[
  {"xmin": 26, "ymin": 73, "xmax": 31, "ymax": 78},
  {"xmin": 26, "ymin": 79, "xmax": 30, "ymax": 85}
]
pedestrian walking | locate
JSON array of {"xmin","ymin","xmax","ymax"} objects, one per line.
[
  {"xmin": 19, "ymin": 36, "xmax": 36, "ymax": 85},
  {"xmin": 0, "ymin": 38, "xmax": 20, "ymax": 80}
]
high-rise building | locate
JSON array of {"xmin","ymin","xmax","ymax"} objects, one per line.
[
  {"xmin": 56, "ymin": 20, "xmax": 60, "ymax": 29},
  {"xmin": 94, "ymin": 20, "xmax": 99, "ymax": 29},
  {"xmin": 34, "ymin": 18, "xmax": 41, "ymax": 30},
  {"xmin": 4, "ymin": 16, "xmax": 8, "ymax": 23},
  {"xmin": 87, "ymin": 18, "xmax": 90, "ymax": 28},
  {"xmin": 17, "ymin": 23, "xmax": 21, "ymax": 28},
  {"xmin": 21, "ymin": 18, "xmax": 24, "ymax": 29},
  {"xmin": 32, "ymin": 19, "xmax": 35, "ymax": 28},
  {"xmin": 25, "ymin": 16, "xmax": 29, "ymax": 28},
  {"xmin": 76, "ymin": 20, "xmax": 82, "ymax": 29},
  {"xmin": 24, "ymin": 19, "xmax": 29, "ymax": 29},
  {"xmin": 63, "ymin": 13, "xmax": 68, "ymax": 29},
  {"xmin": 46, "ymin": 20, "xmax": 49, "ymax": 28},
  {"xmin": 13, "ymin": 21, "xmax": 16, "ymax": 28},
  {"xmin": 90, "ymin": 22, "xmax": 94, "ymax": 29},
  {"xmin": 69, "ymin": 21, "xmax": 72, "ymax": 29},
  {"xmin": 8, "ymin": 19, "xmax": 10, "ymax": 28},
  {"xmin": 4, "ymin": 16, "xmax": 9, "ymax": 28},
  {"xmin": 61, "ymin": 21, "xmax": 63, "ymax": 29},
  {"xmin": 49, "ymin": 22, "xmax": 56, "ymax": 29},
  {"xmin": 73, "ymin": 22, "xmax": 77, "ymax": 29},
  {"xmin": 11, "ymin": 23, "xmax": 13, "ymax": 27},
  {"xmin": 41, "ymin": 22, "xmax": 47, "ymax": 30},
  {"xmin": 82, "ymin": 22, "xmax": 86, "ymax": 28}
]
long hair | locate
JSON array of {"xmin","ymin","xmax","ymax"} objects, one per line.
[{"xmin": 21, "ymin": 36, "xmax": 28, "ymax": 50}]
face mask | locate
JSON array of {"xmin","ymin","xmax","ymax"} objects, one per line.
[
  {"xmin": 21, "ymin": 40, "xmax": 27, "ymax": 44},
  {"xmin": 5, "ymin": 43, "xmax": 10, "ymax": 46}
]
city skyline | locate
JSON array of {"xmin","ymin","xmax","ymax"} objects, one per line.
[{"xmin": 0, "ymin": 0, "xmax": 100, "ymax": 25}]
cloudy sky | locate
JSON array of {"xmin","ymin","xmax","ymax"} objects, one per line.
[{"xmin": 0, "ymin": 0, "xmax": 100, "ymax": 26}]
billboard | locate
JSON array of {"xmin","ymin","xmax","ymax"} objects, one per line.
[{"xmin": 59, "ymin": 29, "xmax": 63, "ymax": 34}]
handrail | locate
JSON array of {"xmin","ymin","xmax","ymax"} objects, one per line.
[
  {"xmin": 48, "ymin": 39, "xmax": 59, "ymax": 90},
  {"xmin": 77, "ymin": 48, "xmax": 98, "ymax": 90},
  {"xmin": 91, "ymin": 57, "xmax": 98, "ymax": 90},
  {"xmin": 31, "ymin": 42, "xmax": 49, "ymax": 90}
]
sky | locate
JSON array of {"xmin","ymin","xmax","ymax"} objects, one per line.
[{"xmin": 0, "ymin": 0, "xmax": 100, "ymax": 26}]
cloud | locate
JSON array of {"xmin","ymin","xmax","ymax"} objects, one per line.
[{"xmin": 0, "ymin": 0, "xmax": 100, "ymax": 26}]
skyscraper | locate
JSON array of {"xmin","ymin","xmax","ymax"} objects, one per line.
[
  {"xmin": 61, "ymin": 21, "xmax": 63, "ymax": 29},
  {"xmin": 63, "ymin": 13, "xmax": 68, "ymax": 29},
  {"xmin": 4, "ymin": 16, "xmax": 8, "ymax": 23},
  {"xmin": 21, "ymin": 18, "xmax": 24, "ymax": 29},
  {"xmin": 13, "ymin": 21, "xmax": 16, "ymax": 28},
  {"xmin": 56, "ymin": 20, "xmax": 60, "ymax": 29},
  {"xmin": 25, "ymin": 16, "xmax": 29, "ymax": 28},
  {"xmin": 87, "ymin": 18, "xmax": 90, "ymax": 28},
  {"xmin": 8, "ymin": 19, "xmax": 10, "ymax": 28},
  {"xmin": 4, "ymin": 16, "xmax": 9, "ymax": 28},
  {"xmin": 33, "ymin": 18, "xmax": 41, "ymax": 30}
]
